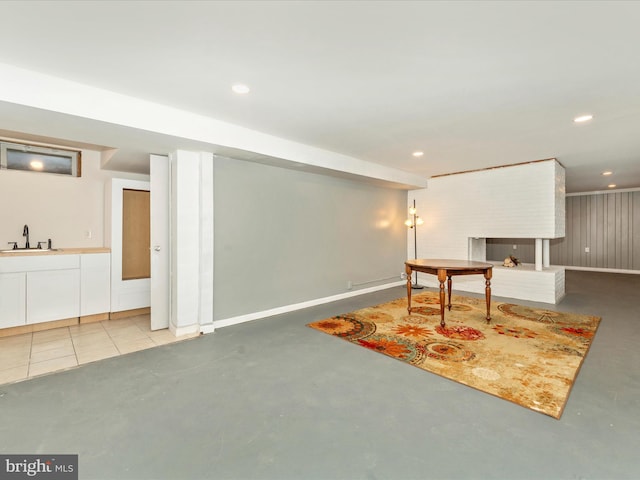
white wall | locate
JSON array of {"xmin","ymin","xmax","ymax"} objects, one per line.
[
  {"xmin": 410, "ymin": 160, "xmax": 565, "ymax": 261},
  {"xmin": 409, "ymin": 160, "xmax": 566, "ymax": 303},
  {"xmin": 169, "ymin": 150, "xmax": 214, "ymax": 335},
  {"xmin": 0, "ymin": 149, "xmax": 108, "ymax": 248},
  {"xmin": 0, "ymin": 145, "xmax": 149, "ymax": 249}
]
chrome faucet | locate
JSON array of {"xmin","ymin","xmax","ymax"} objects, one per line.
[{"xmin": 23, "ymin": 224, "xmax": 30, "ymax": 249}]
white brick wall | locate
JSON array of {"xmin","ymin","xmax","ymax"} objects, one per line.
[
  {"xmin": 417, "ymin": 263, "xmax": 564, "ymax": 304},
  {"xmin": 407, "ymin": 160, "xmax": 566, "ymax": 304},
  {"xmin": 554, "ymin": 163, "xmax": 566, "ymax": 237}
]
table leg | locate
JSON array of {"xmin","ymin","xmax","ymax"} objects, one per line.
[
  {"xmin": 406, "ymin": 264, "xmax": 413, "ymax": 314},
  {"xmin": 484, "ymin": 268, "xmax": 492, "ymax": 323},
  {"xmin": 437, "ymin": 269, "xmax": 447, "ymax": 327},
  {"xmin": 447, "ymin": 275, "xmax": 453, "ymax": 311}
]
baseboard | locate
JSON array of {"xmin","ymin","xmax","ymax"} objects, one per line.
[
  {"xmin": 563, "ymin": 265, "xmax": 640, "ymax": 275},
  {"xmin": 110, "ymin": 307, "xmax": 151, "ymax": 320},
  {"xmin": 200, "ymin": 324, "xmax": 216, "ymax": 335},
  {"xmin": 213, "ymin": 280, "xmax": 405, "ymax": 330},
  {"xmin": 80, "ymin": 313, "xmax": 110, "ymax": 324},
  {"xmin": 0, "ymin": 317, "xmax": 79, "ymax": 338},
  {"xmin": 170, "ymin": 322, "xmax": 201, "ymax": 337}
]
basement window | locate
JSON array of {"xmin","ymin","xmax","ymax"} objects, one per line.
[{"xmin": 0, "ymin": 141, "xmax": 81, "ymax": 177}]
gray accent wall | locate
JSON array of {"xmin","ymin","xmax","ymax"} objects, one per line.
[
  {"xmin": 487, "ymin": 191, "xmax": 640, "ymax": 271},
  {"xmin": 213, "ymin": 157, "xmax": 408, "ymax": 320}
]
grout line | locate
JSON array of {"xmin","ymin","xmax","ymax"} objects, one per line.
[
  {"xmin": 3, "ymin": 317, "xmax": 191, "ymax": 387},
  {"xmin": 69, "ymin": 326, "xmax": 80, "ymax": 366},
  {"xmin": 113, "ymin": 342, "xmax": 124, "ymax": 355},
  {"xmin": 26, "ymin": 330, "xmax": 34, "ymax": 378}
]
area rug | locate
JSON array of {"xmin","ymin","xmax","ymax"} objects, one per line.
[{"xmin": 307, "ymin": 292, "xmax": 600, "ymax": 419}]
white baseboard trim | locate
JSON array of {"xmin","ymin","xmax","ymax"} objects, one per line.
[
  {"xmin": 170, "ymin": 323, "xmax": 200, "ymax": 337},
  {"xmin": 200, "ymin": 324, "xmax": 216, "ymax": 335},
  {"xmin": 563, "ymin": 265, "xmax": 640, "ymax": 275},
  {"xmin": 213, "ymin": 280, "xmax": 405, "ymax": 330}
]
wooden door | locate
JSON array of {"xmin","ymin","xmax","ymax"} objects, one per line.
[{"xmin": 122, "ymin": 189, "xmax": 150, "ymax": 280}]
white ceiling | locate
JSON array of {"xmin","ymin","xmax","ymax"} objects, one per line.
[{"xmin": 1, "ymin": 0, "xmax": 639, "ymax": 193}]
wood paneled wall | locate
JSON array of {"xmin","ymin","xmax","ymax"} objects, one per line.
[
  {"xmin": 550, "ymin": 191, "xmax": 639, "ymax": 270},
  {"xmin": 487, "ymin": 191, "xmax": 640, "ymax": 271}
]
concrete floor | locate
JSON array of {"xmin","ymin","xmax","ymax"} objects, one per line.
[{"xmin": 0, "ymin": 270, "xmax": 638, "ymax": 479}]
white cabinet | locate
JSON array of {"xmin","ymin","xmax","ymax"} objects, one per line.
[
  {"xmin": 22, "ymin": 255, "xmax": 81, "ymax": 324},
  {"xmin": 27, "ymin": 268, "xmax": 80, "ymax": 324},
  {"xmin": 0, "ymin": 252, "xmax": 111, "ymax": 329},
  {"xmin": 80, "ymin": 253, "xmax": 110, "ymax": 316},
  {"xmin": 0, "ymin": 272, "xmax": 26, "ymax": 328}
]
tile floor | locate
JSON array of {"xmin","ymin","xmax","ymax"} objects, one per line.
[{"xmin": 0, "ymin": 314, "xmax": 198, "ymax": 385}]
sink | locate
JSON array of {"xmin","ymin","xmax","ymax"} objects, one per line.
[{"xmin": 0, "ymin": 248, "xmax": 58, "ymax": 253}]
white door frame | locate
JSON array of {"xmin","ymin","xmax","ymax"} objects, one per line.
[{"xmin": 150, "ymin": 154, "xmax": 171, "ymax": 331}]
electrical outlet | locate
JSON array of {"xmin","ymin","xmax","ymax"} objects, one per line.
[
  {"xmin": 512, "ymin": 244, "xmax": 517, "ymax": 250},
  {"xmin": 585, "ymin": 247, "xmax": 590, "ymax": 253},
  {"xmin": 347, "ymin": 280, "xmax": 353, "ymax": 290},
  {"xmin": 400, "ymin": 272, "xmax": 407, "ymax": 280},
  {"xmin": 85, "ymin": 229, "xmax": 92, "ymax": 239}
]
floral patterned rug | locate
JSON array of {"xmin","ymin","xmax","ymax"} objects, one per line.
[{"xmin": 307, "ymin": 292, "xmax": 601, "ymax": 418}]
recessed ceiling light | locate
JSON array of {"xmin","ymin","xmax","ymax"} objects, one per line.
[
  {"xmin": 602, "ymin": 171, "xmax": 613, "ymax": 176},
  {"xmin": 574, "ymin": 114, "xmax": 593, "ymax": 123},
  {"xmin": 412, "ymin": 151, "xmax": 424, "ymax": 157},
  {"xmin": 231, "ymin": 84, "xmax": 250, "ymax": 94},
  {"xmin": 608, "ymin": 184, "xmax": 617, "ymax": 188}
]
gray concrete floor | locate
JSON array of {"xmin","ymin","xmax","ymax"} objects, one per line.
[{"xmin": 0, "ymin": 270, "xmax": 639, "ymax": 480}]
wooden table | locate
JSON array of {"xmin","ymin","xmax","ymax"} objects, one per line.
[{"xmin": 405, "ymin": 259, "xmax": 493, "ymax": 327}]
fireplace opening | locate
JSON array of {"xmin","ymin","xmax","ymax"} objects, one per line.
[
  {"xmin": 486, "ymin": 238, "xmax": 536, "ymax": 263},
  {"xmin": 470, "ymin": 237, "xmax": 553, "ymax": 270}
]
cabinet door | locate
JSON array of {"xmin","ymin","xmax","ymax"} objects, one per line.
[
  {"xmin": 26, "ymin": 269, "xmax": 80, "ymax": 324},
  {"xmin": 0, "ymin": 272, "xmax": 26, "ymax": 328},
  {"xmin": 80, "ymin": 253, "xmax": 111, "ymax": 316}
]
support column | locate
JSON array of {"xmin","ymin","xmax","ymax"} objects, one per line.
[
  {"xmin": 543, "ymin": 239, "xmax": 550, "ymax": 268},
  {"xmin": 199, "ymin": 152, "xmax": 215, "ymax": 333},
  {"xmin": 170, "ymin": 150, "xmax": 214, "ymax": 336},
  {"xmin": 535, "ymin": 238, "xmax": 543, "ymax": 271}
]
